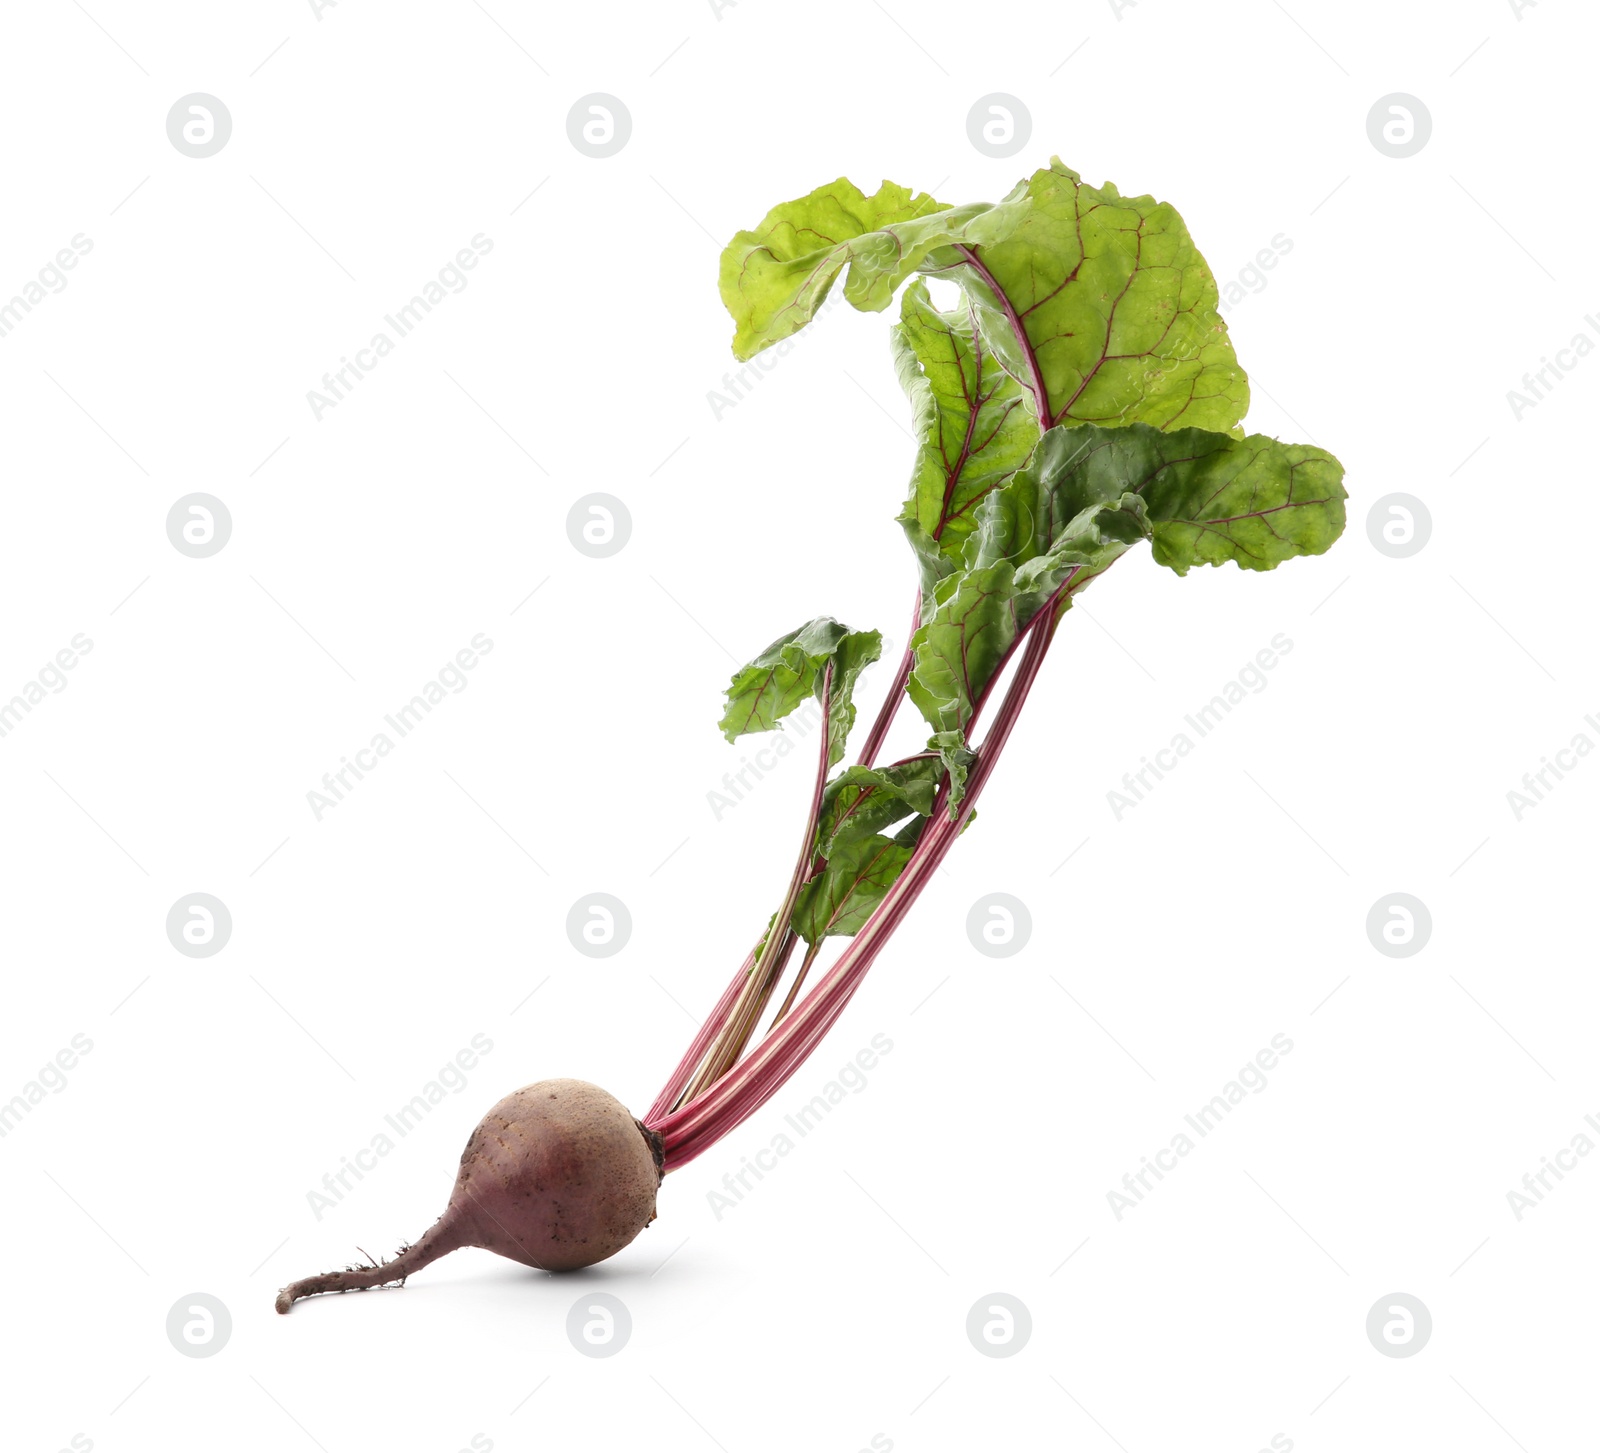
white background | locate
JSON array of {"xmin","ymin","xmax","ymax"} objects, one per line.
[{"xmin": 1, "ymin": 1, "xmax": 1594, "ymax": 1451}]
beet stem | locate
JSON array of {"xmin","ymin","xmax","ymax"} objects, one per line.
[
  {"xmin": 678, "ymin": 663, "xmax": 835, "ymax": 1104},
  {"xmin": 853, "ymin": 587, "xmax": 921, "ymax": 768},
  {"xmin": 649, "ymin": 589, "xmax": 1069, "ymax": 1164},
  {"xmin": 768, "ymin": 938, "xmax": 823, "ymax": 1029},
  {"xmin": 645, "ymin": 951, "xmax": 754, "ymax": 1121}
]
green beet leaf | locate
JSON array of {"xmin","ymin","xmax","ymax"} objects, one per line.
[
  {"xmin": 905, "ymin": 562, "xmax": 1020, "ymax": 742},
  {"xmin": 892, "ymin": 280, "xmax": 1039, "ymax": 599},
  {"xmin": 792, "ymin": 832, "xmax": 915, "ymax": 944},
  {"xmin": 908, "ymin": 491, "xmax": 1152, "ymax": 738},
  {"xmin": 971, "ymin": 483, "xmax": 1152, "ymax": 627},
  {"xmin": 721, "ymin": 177, "xmax": 963, "ymax": 360},
  {"xmin": 719, "ymin": 617, "xmax": 882, "ymax": 768},
  {"xmin": 970, "ymin": 421, "xmax": 1346, "ymax": 577},
  {"xmin": 815, "ymin": 757, "xmax": 942, "ymax": 857},
  {"xmin": 903, "ymin": 420, "xmax": 1344, "ymax": 810},
  {"xmin": 925, "ymin": 729, "xmax": 976, "ymax": 810},
  {"xmin": 722, "ymin": 160, "xmax": 1247, "ymax": 438},
  {"xmin": 1142, "ymin": 435, "xmax": 1346, "ymax": 574},
  {"xmin": 927, "ymin": 161, "xmax": 1248, "ymax": 434}
]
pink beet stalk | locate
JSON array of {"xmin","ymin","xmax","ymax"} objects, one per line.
[
  {"xmin": 643, "ymin": 952, "xmax": 753, "ymax": 1124},
  {"xmin": 645, "ymin": 580, "xmax": 1067, "ymax": 1167},
  {"xmin": 853, "ymin": 588, "xmax": 922, "ymax": 769}
]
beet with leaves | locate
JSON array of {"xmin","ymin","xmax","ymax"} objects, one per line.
[{"xmin": 278, "ymin": 158, "xmax": 1345, "ymax": 1313}]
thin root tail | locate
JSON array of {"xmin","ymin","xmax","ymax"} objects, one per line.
[{"xmin": 275, "ymin": 1217, "xmax": 463, "ymax": 1314}]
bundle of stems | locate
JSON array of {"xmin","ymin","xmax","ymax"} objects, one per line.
[{"xmin": 645, "ymin": 572, "xmax": 1075, "ymax": 1167}]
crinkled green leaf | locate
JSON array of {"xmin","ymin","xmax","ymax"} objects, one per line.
[
  {"xmin": 965, "ymin": 427, "xmax": 1131, "ymax": 567},
  {"xmin": 905, "ymin": 490, "xmax": 1149, "ymax": 815},
  {"xmin": 901, "ymin": 418, "xmax": 1343, "ymax": 813},
  {"xmin": 1142, "ymin": 436, "xmax": 1346, "ymax": 574},
  {"xmin": 816, "ymin": 757, "xmax": 941, "ymax": 856},
  {"xmin": 821, "ymin": 628, "xmax": 885, "ymax": 768},
  {"xmin": 721, "ymin": 177, "xmax": 985, "ymax": 360},
  {"xmin": 907, "ymin": 484, "xmax": 1152, "ymax": 746},
  {"xmin": 892, "ymin": 280, "xmax": 1039, "ymax": 599},
  {"xmin": 722, "ymin": 160, "xmax": 1247, "ymax": 437},
  {"xmin": 971, "ymin": 480, "xmax": 1153, "ymax": 627},
  {"xmin": 906, "ymin": 562, "xmax": 1019, "ymax": 741},
  {"xmin": 719, "ymin": 617, "xmax": 846, "ymax": 739},
  {"xmin": 792, "ymin": 833, "xmax": 914, "ymax": 944},
  {"xmin": 928, "ymin": 161, "xmax": 1248, "ymax": 433},
  {"xmin": 968, "ymin": 421, "xmax": 1346, "ymax": 577},
  {"xmin": 926, "ymin": 729, "xmax": 976, "ymax": 810},
  {"xmin": 720, "ymin": 618, "xmax": 882, "ymax": 765}
]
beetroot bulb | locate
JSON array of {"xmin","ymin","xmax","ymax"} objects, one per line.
[
  {"xmin": 276, "ymin": 159, "xmax": 1345, "ymax": 1315},
  {"xmin": 276, "ymin": 1081, "xmax": 663, "ymax": 1313}
]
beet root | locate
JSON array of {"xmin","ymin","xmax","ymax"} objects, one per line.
[{"xmin": 276, "ymin": 1079, "xmax": 664, "ymax": 1313}]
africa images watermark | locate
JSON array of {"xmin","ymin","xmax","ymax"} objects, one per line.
[
  {"xmin": 706, "ymin": 696, "xmax": 823, "ymax": 821},
  {"xmin": 705, "ymin": 286, "xmax": 845, "ymax": 421},
  {"xmin": 307, "ymin": 632, "xmax": 494, "ymax": 820},
  {"xmin": 1106, "ymin": 634, "xmax": 1295, "ymax": 820},
  {"xmin": 705, "ymin": 642, "xmax": 896, "ymax": 821},
  {"xmin": 706, "ymin": 1033, "xmax": 895, "ymax": 1220},
  {"xmin": 1505, "ymin": 312, "xmax": 1600, "ymax": 421},
  {"xmin": 1506, "ymin": 1112, "xmax": 1600, "ymax": 1222},
  {"xmin": 0, "ymin": 234, "xmax": 94, "ymax": 339},
  {"xmin": 306, "ymin": 233, "xmax": 494, "ymax": 419},
  {"xmin": 0, "ymin": 633, "xmax": 95, "ymax": 740},
  {"xmin": 1216, "ymin": 233, "xmax": 1294, "ymax": 314},
  {"xmin": 1504, "ymin": 712, "xmax": 1600, "ymax": 820},
  {"xmin": 1106, "ymin": 1033, "xmax": 1294, "ymax": 1221},
  {"xmin": 0, "ymin": 1033, "xmax": 95, "ymax": 1140},
  {"xmin": 306, "ymin": 1033, "xmax": 494, "ymax": 1220}
]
